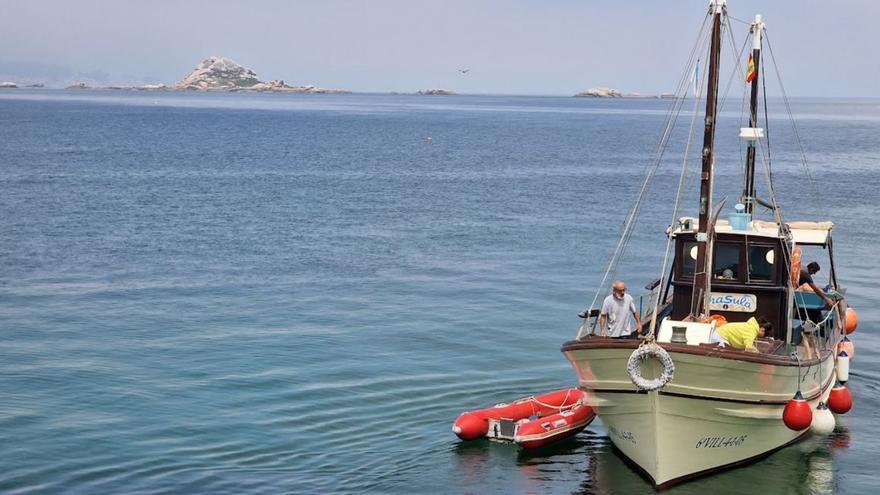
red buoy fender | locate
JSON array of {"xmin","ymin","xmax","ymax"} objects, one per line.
[
  {"xmin": 452, "ymin": 388, "xmax": 583, "ymax": 441},
  {"xmin": 782, "ymin": 390, "xmax": 813, "ymax": 431},
  {"xmin": 514, "ymin": 403, "xmax": 595, "ymax": 449},
  {"xmin": 827, "ymin": 382, "xmax": 853, "ymax": 415}
]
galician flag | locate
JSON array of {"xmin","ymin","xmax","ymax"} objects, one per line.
[{"xmin": 745, "ymin": 53, "xmax": 757, "ymax": 83}]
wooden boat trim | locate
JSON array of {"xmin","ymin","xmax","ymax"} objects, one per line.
[
  {"xmin": 561, "ymin": 337, "xmax": 830, "ymax": 367},
  {"xmin": 584, "ymin": 369, "xmax": 835, "ymax": 405}
]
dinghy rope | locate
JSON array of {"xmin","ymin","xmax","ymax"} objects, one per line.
[
  {"xmin": 500, "ymin": 389, "xmax": 578, "ymax": 412},
  {"xmin": 529, "ymin": 388, "xmax": 576, "ymax": 410},
  {"xmin": 627, "ymin": 341, "xmax": 675, "ymax": 392}
]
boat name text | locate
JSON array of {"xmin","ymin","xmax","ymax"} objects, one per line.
[
  {"xmin": 695, "ymin": 435, "xmax": 747, "ymax": 449},
  {"xmin": 709, "ymin": 293, "xmax": 756, "ymax": 313},
  {"xmin": 608, "ymin": 425, "xmax": 636, "ymax": 444}
]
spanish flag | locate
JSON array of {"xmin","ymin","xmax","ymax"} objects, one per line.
[{"xmin": 745, "ymin": 53, "xmax": 757, "ymax": 83}]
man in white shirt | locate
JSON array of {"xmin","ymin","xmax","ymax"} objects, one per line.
[{"xmin": 598, "ymin": 280, "xmax": 641, "ymax": 338}]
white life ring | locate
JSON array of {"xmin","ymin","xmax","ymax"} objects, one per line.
[{"xmin": 626, "ymin": 343, "xmax": 675, "ymax": 391}]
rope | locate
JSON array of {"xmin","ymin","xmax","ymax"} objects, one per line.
[
  {"xmin": 576, "ymin": 12, "xmax": 712, "ymax": 339},
  {"xmin": 790, "ymin": 348, "xmax": 803, "ymax": 389},
  {"xmin": 758, "ymin": 31, "xmax": 838, "ymax": 337},
  {"xmin": 687, "ymin": 12, "xmax": 746, "ymax": 318},
  {"xmin": 726, "ymin": 14, "xmax": 753, "ymax": 26},
  {"xmin": 508, "ymin": 389, "xmax": 577, "ymax": 413},
  {"xmin": 763, "ymin": 30, "xmax": 823, "ymax": 208},
  {"xmin": 718, "ymin": 18, "xmax": 750, "ymax": 115},
  {"xmin": 648, "ymin": 34, "xmax": 709, "ymax": 339},
  {"xmin": 761, "ymin": 48, "xmax": 773, "ymax": 190},
  {"xmin": 746, "ymin": 41, "xmax": 812, "ymax": 328},
  {"xmin": 738, "ymin": 36, "xmax": 749, "ymax": 180},
  {"xmin": 752, "ymin": 115, "xmax": 818, "ymax": 330},
  {"xmin": 719, "ymin": 17, "xmax": 752, "ymax": 206},
  {"xmin": 530, "ymin": 388, "xmax": 575, "ymax": 411},
  {"xmin": 811, "ymin": 300, "xmax": 840, "ymax": 327},
  {"xmin": 649, "ymin": 11, "xmax": 747, "ymax": 331}
]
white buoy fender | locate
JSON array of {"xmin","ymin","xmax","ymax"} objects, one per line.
[
  {"xmin": 626, "ymin": 342, "xmax": 675, "ymax": 392},
  {"xmin": 836, "ymin": 351, "xmax": 850, "ymax": 383},
  {"xmin": 810, "ymin": 402, "xmax": 835, "ymax": 435}
]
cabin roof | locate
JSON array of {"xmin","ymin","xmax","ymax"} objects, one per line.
[
  {"xmin": 786, "ymin": 221, "xmax": 835, "ymax": 245},
  {"xmin": 671, "ymin": 218, "xmax": 834, "ymax": 246}
]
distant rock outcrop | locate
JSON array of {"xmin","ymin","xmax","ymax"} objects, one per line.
[
  {"xmin": 174, "ymin": 56, "xmax": 348, "ymax": 93},
  {"xmin": 0, "ymin": 82, "xmax": 17, "ymax": 88},
  {"xmin": 175, "ymin": 56, "xmax": 261, "ymax": 90},
  {"xmin": 574, "ymin": 87, "xmax": 622, "ymax": 98},
  {"xmin": 417, "ymin": 89, "xmax": 456, "ymax": 95}
]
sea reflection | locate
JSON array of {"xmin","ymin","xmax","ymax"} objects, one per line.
[
  {"xmin": 579, "ymin": 434, "xmax": 840, "ymax": 495},
  {"xmin": 451, "ymin": 425, "xmax": 843, "ymax": 494}
]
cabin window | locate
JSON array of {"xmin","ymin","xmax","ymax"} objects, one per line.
[
  {"xmin": 681, "ymin": 241, "xmax": 698, "ymax": 276},
  {"xmin": 713, "ymin": 243, "xmax": 741, "ymax": 281},
  {"xmin": 749, "ymin": 245, "xmax": 776, "ymax": 281}
]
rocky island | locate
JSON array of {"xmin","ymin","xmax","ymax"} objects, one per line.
[
  {"xmin": 575, "ymin": 87, "xmax": 672, "ymax": 98},
  {"xmin": 574, "ymin": 87, "xmax": 623, "ymax": 98},
  {"xmin": 174, "ymin": 56, "xmax": 348, "ymax": 94},
  {"xmin": 417, "ymin": 89, "xmax": 456, "ymax": 96}
]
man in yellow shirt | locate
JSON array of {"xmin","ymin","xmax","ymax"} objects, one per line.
[{"xmin": 711, "ymin": 316, "xmax": 772, "ymax": 352}]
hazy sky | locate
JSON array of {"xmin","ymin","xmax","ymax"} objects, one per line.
[{"xmin": 1, "ymin": 0, "xmax": 877, "ymax": 96}]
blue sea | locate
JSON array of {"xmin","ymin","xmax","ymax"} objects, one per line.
[{"xmin": 1, "ymin": 90, "xmax": 878, "ymax": 494}]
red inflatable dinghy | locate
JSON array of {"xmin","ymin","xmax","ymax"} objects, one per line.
[{"xmin": 452, "ymin": 388, "xmax": 594, "ymax": 448}]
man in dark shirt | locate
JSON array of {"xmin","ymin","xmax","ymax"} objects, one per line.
[{"xmin": 798, "ymin": 261, "xmax": 834, "ymax": 309}]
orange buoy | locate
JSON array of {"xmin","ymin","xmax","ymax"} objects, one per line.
[
  {"xmin": 452, "ymin": 388, "xmax": 584, "ymax": 441},
  {"xmin": 838, "ymin": 336, "xmax": 854, "ymax": 361},
  {"xmin": 790, "ymin": 246, "xmax": 802, "ymax": 288},
  {"xmin": 827, "ymin": 382, "xmax": 853, "ymax": 414},
  {"xmin": 514, "ymin": 402, "xmax": 595, "ymax": 449},
  {"xmin": 783, "ymin": 390, "xmax": 812, "ymax": 431},
  {"xmin": 844, "ymin": 308, "xmax": 858, "ymax": 334}
]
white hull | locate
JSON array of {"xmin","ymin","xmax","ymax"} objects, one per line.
[{"xmin": 562, "ymin": 342, "xmax": 835, "ymax": 487}]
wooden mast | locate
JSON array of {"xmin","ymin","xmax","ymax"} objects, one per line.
[
  {"xmin": 742, "ymin": 15, "xmax": 764, "ymax": 214},
  {"xmin": 690, "ymin": 0, "xmax": 725, "ymax": 318}
]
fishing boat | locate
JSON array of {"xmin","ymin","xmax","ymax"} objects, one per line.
[{"xmin": 561, "ymin": 1, "xmax": 857, "ymax": 488}]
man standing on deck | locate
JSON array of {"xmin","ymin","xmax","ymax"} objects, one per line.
[{"xmin": 598, "ymin": 280, "xmax": 641, "ymax": 338}]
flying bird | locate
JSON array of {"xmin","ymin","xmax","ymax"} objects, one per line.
[{"xmin": 458, "ymin": 68, "xmax": 470, "ymax": 74}]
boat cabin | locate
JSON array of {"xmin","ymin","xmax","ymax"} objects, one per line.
[{"xmin": 666, "ymin": 215, "xmax": 836, "ymax": 344}]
